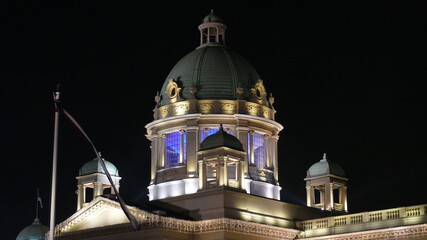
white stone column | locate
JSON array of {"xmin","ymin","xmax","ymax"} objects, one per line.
[
  {"xmin": 198, "ymin": 160, "xmax": 204, "ymax": 189},
  {"xmin": 216, "ymin": 161, "xmax": 222, "ymax": 186},
  {"xmin": 185, "ymin": 125, "xmax": 198, "ymax": 177},
  {"xmin": 272, "ymin": 135, "xmax": 279, "ymax": 182},
  {"xmin": 342, "ymin": 186, "xmax": 348, "ymax": 212},
  {"xmin": 249, "ymin": 131, "xmax": 254, "ymax": 165},
  {"xmin": 236, "ymin": 161, "xmax": 242, "ymax": 189},
  {"xmin": 150, "ymin": 133, "xmax": 159, "ymax": 184},
  {"xmin": 223, "ymin": 157, "xmax": 228, "ymax": 187},
  {"xmin": 207, "ymin": 27, "xmax": 210, "ymax": 43},
  {"xmin": 325, "ymin": 183, "xmax": 334, "ymax": 210},
  {"xmin": 160, "ymin": 134, "xmax": 166, "ymax": 168},
  {"xmin": 93, "ymin": 182, "xmax": 103, "ymax": 199},
  {"xmin": 236, "ymin": 125, "xmax": 249, "ymax": 176},
  {"xmin": 265, "ymin": 134, "xmax": 271, "ymax": 168},
  {"xmin": 77, "ymin": 184, "xmax": 84, "ymax": 210},
  {"xmin": 179, "ymin": 130, "xmax": 185, "ymax": 164},
  {"xmin": 306, "ymin": 186, "xmax": 313, "ymax": 207}
]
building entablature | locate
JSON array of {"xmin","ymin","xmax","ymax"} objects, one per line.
[
  {"xmin": 146, "ymin": 113, "xmax": 283, "ymax": 138},
  {"xmin": 153, "ymin": 99, "xmax": 276, "ymax": 121},
  {"xmin": 304, "ymin": 174, "xmax": 349, "ymax": 183}
]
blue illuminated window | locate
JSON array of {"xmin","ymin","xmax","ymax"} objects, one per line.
[
  {"xmin": 201, "ymin": 128, "xmax": 219, "ymax": 141},
  {"xmin": 165, "ymin": 131, "xmax": 186, "ymax": 167},
  {"xmin": 250, "ymin": 132, "xmax": 266, "ymax": 168}
]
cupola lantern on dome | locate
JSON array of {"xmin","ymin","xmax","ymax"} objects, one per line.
[{"xmin": 198, "ymin": 9, "xmax": 227, "ymax": 46}]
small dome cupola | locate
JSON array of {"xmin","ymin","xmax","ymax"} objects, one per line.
[
  {"xmin": 307, "ymin": 153, "xmax": 345, "ymax": 178},
  {"xmin": 75, "ymin": 153, "xmax": 122, "ymax": 210},
  {"xmin": 16, "ymin": 218, "xmax": 49, "ymax": 240},
  {"xmin": 200, "ymin": 125, "xmax": 243, "ymax": 151},
  {"xmin": 197, "ymin": 125, "xmax": 247, "ymax": 191},
  {"xmin": 79, "ymin": 154, "xmax": 119, "ymax": 177},
  {"xmin": 16, "ymin": 189, "xmax": 48, "ymax": 240},
  {"xmin": 305, "ymin": 153, "xmax": 349, "ymax": 212},
  {"xmin": 198, "ymin": 9, "xmax": 227, "ymax": 46}
]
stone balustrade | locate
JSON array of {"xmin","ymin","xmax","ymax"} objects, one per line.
[{"xmin": 299, "ymin": 204, "xmax": 427, "ymax": 232}]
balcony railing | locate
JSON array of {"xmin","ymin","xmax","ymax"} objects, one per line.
[{"xmin": 299, "ymin": 204, "xmax": 427, "ymax": 230}]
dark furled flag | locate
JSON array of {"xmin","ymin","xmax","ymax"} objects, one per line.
[{"xmin": 53, "ymin": 95, "xmax": 140, "ymax": 231}]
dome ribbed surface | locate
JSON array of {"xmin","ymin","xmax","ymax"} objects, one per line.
[
  {"xmin": 159, "ymin": 45, "xmax": 260, "ymax": 106},
  {"xmin": 79, "ymin": 157, "xmax": 119, "ymax": 176},
  {"xmin": 202, "ymin": 11, "xmax": 223, "ymax": 23},
  {"xmin": 16, "ymin": 218, "xmax": 48, "ymax": 240},
  {"xmin": 200, "ymin": 127, "xmax": 243, "ymax": 151},
  {"xmin": 307, "ymin": 158, "xmax": 345, "ymax": 178}
]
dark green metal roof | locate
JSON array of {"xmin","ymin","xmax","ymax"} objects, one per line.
[
  {"xmin": 159, "ymin": 45, "xmax": 260, "ymax": 106},
  {"xmin": 307, "ymin": 154, "xmax": 346, "ymax": 178},
  {"xmin": 16, "ymin": 218, "xmax": 49, "ymax": 240},
  {"xmin": 200, "ymin": 126, "xmax": 243, "ymax": 151},
  {"xmin": 79, "ymin": 156, "xmax": 119, "ymax": 176},
  {"xmin": 202, "ymin": 9, "xmax": 223, "ymax": 23}
]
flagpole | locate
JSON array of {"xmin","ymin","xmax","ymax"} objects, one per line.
[
  {"xmin": 36, "ymin": 188, "xmax": 39, "ymax": 219},
  {"xmin": 49, "ymin": 88, "xmax": 60, "ymax": 240}
]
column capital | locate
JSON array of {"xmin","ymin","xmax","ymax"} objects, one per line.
[
  {"xmin": 236, "ymin": 126, "xmax": 250, "ymax": 131},
  {"xmin": 271, "ymin": 134, "xmax": 280, "ymax": 140},
  {"xmin": 185, "ymin": 126, "xmax": 199, "ymax": 131}
]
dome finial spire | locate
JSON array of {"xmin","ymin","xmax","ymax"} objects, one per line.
[{"xmin": 322, "ymin": 153, "xmax": 327, "ymax": 161}]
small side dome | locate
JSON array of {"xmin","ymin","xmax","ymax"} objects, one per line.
[
  {"xmin": 79, "ymin": 154, "xmax": 119, "ymax": 176},
  {"xmin": 203, "ymin": 9, "xmax": 223, "ymax": 23},
  {"xmin": 307, "ymin": 153, "xmax": 345, "ymax": 178},
  {"xmin": 200, "ymin": 125, "xmax": 243, "ymax": 151},
  {"xmin": 16, "ymin": 218, "xmax": 49, "ymax": 240}
]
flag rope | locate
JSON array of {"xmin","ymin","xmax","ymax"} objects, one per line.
[{"xmin": 54, "ymin": 98, "xmax": 140, "ymax": 231}]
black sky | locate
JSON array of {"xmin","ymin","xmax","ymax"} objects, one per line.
[{"xmin": 2, "ymin": 1, "xmax": 427, "ymax": 239}]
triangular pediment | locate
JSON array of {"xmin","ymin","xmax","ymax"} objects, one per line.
[{"xmin": 55, "ymin": 197, "xmax": 144, "ymax": 233}]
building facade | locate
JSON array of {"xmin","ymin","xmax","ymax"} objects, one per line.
[{"xmin": 49, "ymin": 11, "xmax": 427, "ymax": 240}]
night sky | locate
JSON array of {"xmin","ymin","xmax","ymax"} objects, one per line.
[{"xmin": 2, "ymin": 1, "xmax": 427, "ymax": 239}]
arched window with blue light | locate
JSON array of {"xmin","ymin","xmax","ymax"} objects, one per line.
[
  {"xmin": 248, "ymin": 132, "xmax": 266, "ymax": 168},
  {"xmin": 165, "ymin": 131, "xmax": 186, "ymax": 167}
]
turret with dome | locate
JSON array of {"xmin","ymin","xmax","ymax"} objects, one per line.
[
  {"xmin": 305, "ymin": 153, "xmax": 349, "ymax": 212},
  {"xmin": 16, "ymin": 190, "xmax": 48, "ymax": 240},
  {"xmin": 146, "ymin": 10, "xmax": 282, "ymax": 201},
  {"xmin": 75, "ymin": 154, "xmax": 121, "ymax": 210}
]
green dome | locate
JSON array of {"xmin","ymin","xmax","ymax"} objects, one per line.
[
  {"xmin": 159, "ymin": 45, "xmax": 261, "ymax": 106},
  {"xmin": 307, "ymin": 154, "xmax": 345, "ymax": 178},
  {"xmin": 200, "ymin": 126, "xmax": 243, "ymax": 151},
  {"xmin": 79, "ymin": 156, "xmax": 119, "ymax": 176},
  {"xmin": 16, "ymin": 218, "xmax": 48, "ymax": 240},
  {"xmin": 202, "ymin": 9, "xmax": 223, "ymax": 23}
]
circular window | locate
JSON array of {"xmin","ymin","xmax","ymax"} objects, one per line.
[
  {"xmin": 170, "ymin": 87, "xmax": 176, "ymax": 97},
  {"xmin": 256, "ymin": 88, "xmax": 262, "ymax": 98}
]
